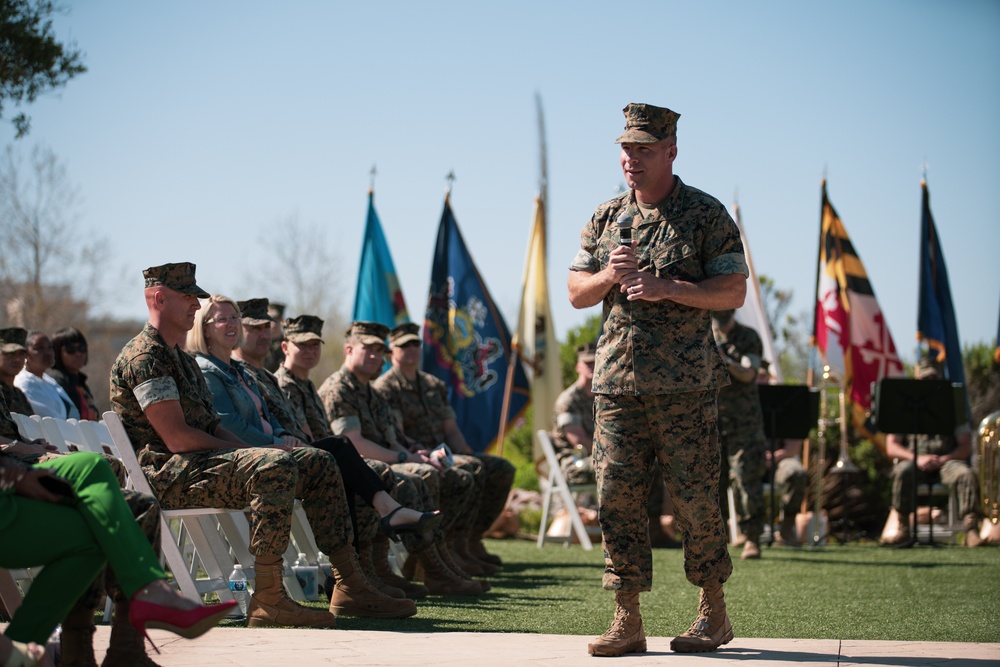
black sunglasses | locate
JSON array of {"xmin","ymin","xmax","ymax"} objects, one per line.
[{"xmin": 64, "ymin": 343, "xmax": 88, "ymax": 354}]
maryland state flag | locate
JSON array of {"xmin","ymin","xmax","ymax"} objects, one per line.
[
  {"xmin": 814, "ymin": 181, "xmax": 904, "ymax": 439},
  {"xmin": 422, "ymin": 196, "xmax": 530, "ymax": 452},
  {"xmin": 917, "ymin": 179, "xmax": 967, "ymax": 390},
  {"xmin": 352, "ymin": 190, "xmax": 409, "ymax": 327}
]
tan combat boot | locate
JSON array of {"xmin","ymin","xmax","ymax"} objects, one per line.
[
  {"xmin": 449, "ymin": 535, "xmax": 499, "ymax": 575},
  {"xmin": 468, "ymin": 537, "xmax": 502, "ymax": 566},
  {"xmin": 60, "ymin": 601, "xmax": 98, "ymax": 667},
  {"xmin": 101, "ymin": 599, "xmax": 161, "ymax": 667},
  {"xmin": 248, "ymin": 557, "xmax": 338, "ymax": 628},
  {"xmin": 964, "ymin": 514, "xmax": 984, "ymax": 548},
  {"xmin": 670, "ymin": 586, "xmax": 734, "ymax": 653},
  {"xmin": 740, "ymin": 539, "xmax": 761, "ymax": 560},
  {"xmin": 357, "ymin": 542, "xmax": 406, "ymax": 598},
  {"xmin": 372, "ymin": 537, "xmax": 429, "ymax": 599},
  {"xmin": 437, "ymin": 542, "xmax": 490, "ymax": 592},
  {"xmin": 327, "ymin": 547, "xmax": 417, "ymax": 618},
  {"xmin": 587, "ymin": 591, "xmax": 646, "ymax": 657},
  {"xmin": 413, "ymin": 545, "xmax": 483, "ymax": 596}
]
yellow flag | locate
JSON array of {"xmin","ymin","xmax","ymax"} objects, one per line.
[{"xmin": 516, "ymin": 195, "xmax": 562, "ymax": 461}]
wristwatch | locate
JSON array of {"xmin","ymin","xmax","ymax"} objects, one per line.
[{"xmin": 397, "ymin": 451, "xmax": 408, "ymax": 463}]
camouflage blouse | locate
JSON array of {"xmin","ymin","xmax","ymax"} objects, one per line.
[
  {"xmin": 110, "ymin": 323, "xmax": 220, "ymax": 470},
  {"xmin": 570, "ymin": 177, "xmax": 748, "ymax": 396},
  {"xmin": 372, "ymin": 366, "xmax": 455, "ymax": 448},
  {"xmin": 318, "ymin": 366, "xmax": 400, "ymax": 447}
]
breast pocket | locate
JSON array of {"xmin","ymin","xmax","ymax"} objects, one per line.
[{"xmin": 652, "ymin": 239, "xmax": 701, "ymax": 281}]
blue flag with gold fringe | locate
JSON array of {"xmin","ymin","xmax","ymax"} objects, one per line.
[
  {"xmin": 421, "ymin": 196, "xmax": 529, "ymax": 452},
  {"xmin": 916, "ymin": 180, "xmax": 967, "ymax": 394},
  {"xmin": 352, "ymin": 191, "xmax": 409, "ymax": 328}
]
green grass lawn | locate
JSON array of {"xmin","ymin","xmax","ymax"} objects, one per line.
[{"xmin": 316, "ymin": 539, "xmax": 1000, "ymax": 642}]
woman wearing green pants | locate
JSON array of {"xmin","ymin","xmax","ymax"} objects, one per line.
[{"xmin": 1, "ymin": 451, "xmax": 235, "ymax": 665}]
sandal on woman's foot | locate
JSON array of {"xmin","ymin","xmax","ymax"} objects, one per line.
[{"xmin": 379, "ymin": 507, "xmax": 443, "ymax": 542}]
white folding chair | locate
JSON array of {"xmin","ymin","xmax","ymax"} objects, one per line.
[
  {"xmin": 536, "ymin": 430, "xmax": 596, "ymax": 550},
  {"xmin": 11, "ymin": 412, "xmax": 43, "ymax": 442},
  {"xmin": 101, "ymin": 412, "xmax": 306, "ymax": 602}
]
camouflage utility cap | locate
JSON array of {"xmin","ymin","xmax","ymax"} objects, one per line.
[
  {"xmin": 0, "ymin": 327, "xmax": 28, "ymax": 353},
  {"xmin": 577, "ymin": 343, "xmax": 597, "ymax": 363},
  {"xmin": 389, "ymin": 322, "xmax": 420, "ymax": 347},
  {"xmin": 238, "ymin": 298, "xmax": 274, "ymax": 326},
  {"xmin": 615, "ymin": 103, "xmax": 680, "ymax": 144},
  {"xmin": 142, "ymin": 262, "xmax": 210, "ymax": 298},
  {"xmin": 268, "ymin": 302, "xmax": 286, "ymax": 322},
  {"xmin": 347, "ymin": 321, "xmax": 389, "ymax": 347},
  {"xmin": 284, "ymin": 315, "xmax": 325, "ymax": 344}
]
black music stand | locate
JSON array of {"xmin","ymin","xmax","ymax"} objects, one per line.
[
  {"xmin": 757, "ymin": 385, "xmax": 820, "ymax": 546},
  {"xmin": 873, "ymin": 378, "xmax": 962, "ymax": 548}
]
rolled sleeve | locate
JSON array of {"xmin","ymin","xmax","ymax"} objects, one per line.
[
  {"xmin": 331, "ymin": 415, "xmax": 361, "ymax": 435},
  {"xmin": 134, "ymin": 376, "xmax": 180, "ymax": 410}
]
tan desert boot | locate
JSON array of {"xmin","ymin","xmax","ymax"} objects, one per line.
[
  {"xmin": 372, "ymin": 537, "xmax": 429, "ymax": 599},
  {"xmin": 741, "ymin": 539, "xmax": 761, "ymax": 560},
  {"xmin": 60, "ymin": 601, "xmax": 98, "ymax": 667},
  {"xmin": 413, "ymin": 545, "xmax": 483, "ymax": 596},
  {"xmin": 670, "ymin": 586, "xmax": 734, "ymax": 653},
  {"xmin": 587, "ymin": 591, "xmax": 646, "ymax": 657},
  {"xmin": 357, "ymin": 541, "xmax": 406, "ymax": 598},
  {"xmin": 248, "ymin": 558, "xmax": 338, "ymax": 628},
  {"xmin": 327, "ymin": 547, "xmax": 417, "ymax": 618},
  {"xmin": 964, "ymin": 515, "xmax": 984, "ymax": 548}
]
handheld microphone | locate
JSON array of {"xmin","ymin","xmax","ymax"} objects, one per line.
[{"xmin": 616, "ymin": 211, "xmax": 632, "ymax": 246}]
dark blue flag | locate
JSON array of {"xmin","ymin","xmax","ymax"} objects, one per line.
[
  {"xmin": 421, "ymin": 197, "xmax": 530, "ymax": 452},
  {"xmin": 916, "ymin": 179, "xmax": 970, "ymax": 416}
]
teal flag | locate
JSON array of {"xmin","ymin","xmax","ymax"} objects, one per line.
[{"xmin": 352, "ymin": 191, "xmax": 409, "ymax": 328}]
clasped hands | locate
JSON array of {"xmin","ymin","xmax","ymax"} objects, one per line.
[
  {"xmin": 608, "ymin": 243, "xmax": 671, "ymax": 302},
  {"xmin": 0, "ymin": 457, "xmax": 65, "ymax": 503}
]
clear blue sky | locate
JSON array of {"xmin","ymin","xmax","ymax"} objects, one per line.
[{"xmin": 7, "ymin": 0, "xmax": 999, "ymax": 365}]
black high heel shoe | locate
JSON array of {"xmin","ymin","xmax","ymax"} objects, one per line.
[{"xmin": 380, "ymin": 507, "xmax": 443, "ymax": 542}]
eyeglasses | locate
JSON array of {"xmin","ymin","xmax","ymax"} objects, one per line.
[
  {"xmin": 399, "ymin": 341, "xmax": 421, "ymax": 349},
  {"xmin": 206, "ymin": 316, "xmax": 241, "ymax": 327},
  {"xmin": 64, "ymin": 343, "xmax": 88, "ymax": 354}
]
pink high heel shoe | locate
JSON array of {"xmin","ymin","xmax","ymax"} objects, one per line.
[{"xmin": 129, "ymin": 597, "xmax": 238, "ymax": 653}]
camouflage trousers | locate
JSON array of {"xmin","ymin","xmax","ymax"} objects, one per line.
[
  {"xmin": 720, "ymin": 429, "xmax": 767, "ymax": 540},
  {"xmin": 891, "ymin": 458, "xmax": 981, "ymax": 518},
  {"xmin": 393, "ymin": 460, "xmax": 475, "ymax": 535},
  {"xmin": 450, "ymin": 454, "xmax": 484, "ymax": 534},
  {"xmin": 469, "ymin": 453, "xmax": 516, "ymax": 536},
  {"xmin": 594, "ymin": 390, "xmax": 732, "ymax": 593},
  {"xmin": 356, "ymin": 459, "xmax": 394, "ymax": 547},
  {"xmin": 773, "ymin": 456, "xmax": 808, "ymax": 519},
  {"xmin": 148, "ymin": 446, "xmax": 353, "ymax": 558}
]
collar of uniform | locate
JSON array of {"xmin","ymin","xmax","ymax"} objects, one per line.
[
  {"xmin": 340, "ymin": 364, "xmax": 369, "ymax": 392},
  {"xmin": 629, "ymin": 175, "xmax": 687, "ymax": 224},
  {"xmin": 390, "ymin": 366, "xmax": 420, "ymax": 391}
]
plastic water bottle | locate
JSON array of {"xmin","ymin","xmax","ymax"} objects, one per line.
[
  {"xmin": 292, "ymin": 552, "xmax": 319, "ymax": 601},
  {"xmin": 228, "ymin": 564, "xmax": 250, "ymax": 618}
]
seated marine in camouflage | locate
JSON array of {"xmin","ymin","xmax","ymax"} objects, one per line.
[
  {"xmin": 373, "ymin": 321, "xmax": 515, "ymax": 573},
  {"xmin": 318, "ymin": 321, "xmax": 485, "ymax": 596},
  {"xmin": 111, "ymin": 262, "xmax": 356, "ymax": 630},
  {"xmin": 0, "ymin": 328, "xmax": 34, "ymax": 417}
]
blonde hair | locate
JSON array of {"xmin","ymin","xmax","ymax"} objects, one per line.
[{"xmin": 186, "ymin": 294, "xmax": 244, "ymax": 355}]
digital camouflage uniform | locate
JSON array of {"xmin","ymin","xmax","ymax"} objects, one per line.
[
  {"xmin": 272, "ymin": 363, "xmax": 390, "ymax": 547},
  {"xmin": 550, "ymin": 381, "xmax": 597, "ymax": 485},
  {"xmin": 373, "ymin": 366, "xmax": 515, "ymax": 537},
  {"xmin": 571, "ymin": 177, "xmax": 747, "ymax": 593},
  {"xmin": 320, "ymin": 366, "xmax": 473, "ymax": 553},
  {"xmin": 1, "ymin": 383, "xmax": 33, "ymax": 418},
  {"xmin": 110, "ymin": 322, "xmax": 354, "ymax": 558},
  {"xmin": 890, "ymin": 427, "xmax": 981, "ymax": 519},
  {"xmin": 715, "ymin": 321, "xmax": 767, "ymax": 540}
]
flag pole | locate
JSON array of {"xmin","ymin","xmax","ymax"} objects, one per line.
[
  {"xmin": 495, "ymin": 338, "xmax": 520, "ymax": 457},
  {"xmin": 801, "ymin": 178, "xmax": 826, "ymax": 514}
]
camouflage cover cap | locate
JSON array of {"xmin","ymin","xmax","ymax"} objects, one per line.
[
  {"xmin": 0, "ymin": 327, "xmax": 28, "ymax": 353},
  {"xmin": 615, "ymin": 103, "xmax": 680, "ymax": 144},
  {"xmin": 237, "ymin": 298, "xmax": 274, "ymax": 326},
  {"xmin": 389, "ymin": 322, "xmax": 421, "ymax": 347},
  {"xmin": 142, "ymin": 262, "xmax": 210, "ymax": 298},
  {"xmin": 268, "ymin": 302, "xmax": 286, "ymax": 321},
  {"xmin": 576, "ymin": 343, "xmax": 597, "ymax": 363},
  {"xmin": 915, "ymin": 354, "xmax": 942, "ymax": 380},
  {"xmin": 347, "ymin": 321, "xmax": 389, "ymax": 347},
  {"xmin": 284, "ymin": 315, "xmax": 325, "ymax": 344}
]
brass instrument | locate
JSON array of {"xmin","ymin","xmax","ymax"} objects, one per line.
[
  {"xmin": 979, "ymin": 410, "xmax": 1000, "ymax": 531},
  {"xmin": 832, "ymin": 389, "xmax": 859, "ymax": 474},
  {"xmin": 807, "ymin": 365, "xmax": 838, "ymax": 545}
]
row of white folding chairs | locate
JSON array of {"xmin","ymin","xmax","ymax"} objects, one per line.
[{"xmin": 4, "ymin": 412, "xmax": 320, "ymax": 610}]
